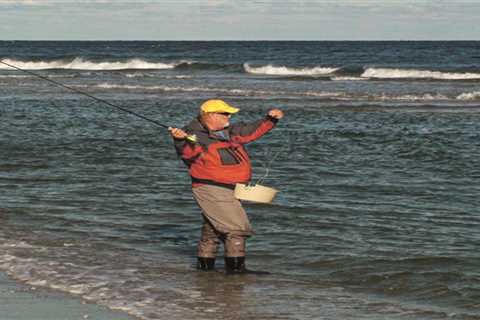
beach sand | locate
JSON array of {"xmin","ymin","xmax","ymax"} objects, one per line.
[{"xmin": 0, "ymin": 272, "xmax": 133, "ymax": 320}]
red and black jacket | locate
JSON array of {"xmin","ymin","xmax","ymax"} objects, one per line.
[{"xmin": 174, "ymin": 115, "xmax": 278, "ymax": 188}]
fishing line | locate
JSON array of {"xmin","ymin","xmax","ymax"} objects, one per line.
[
  {"xmin": 0, "ymin": 60, "xmax": 197, "ymax": 142},
  {"xmin": 256, "ymin": 146, "xmax": 286, "ymax": 185}
]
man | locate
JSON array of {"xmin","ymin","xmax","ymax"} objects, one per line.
[{"xmin": 169, "ymin": 99, "xmax": 283, "ymax": 274}]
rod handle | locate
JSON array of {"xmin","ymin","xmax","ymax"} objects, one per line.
[{"xmin": 186, "ymin": 134, "xmax": 198, "ymax": 144}]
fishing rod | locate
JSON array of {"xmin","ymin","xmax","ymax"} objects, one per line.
[{"xmin": 0, "ymin": 60, "xmax": 197, "ymax": 143}]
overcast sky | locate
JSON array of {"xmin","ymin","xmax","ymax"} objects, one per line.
[{"xmin": 1, "ymin": 0, "xmax": 479, "ymax": 40}]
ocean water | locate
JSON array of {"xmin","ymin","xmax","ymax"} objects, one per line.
[{"xmin": 0, "ymin": 41, "xmax": 479, "ymax": 320}]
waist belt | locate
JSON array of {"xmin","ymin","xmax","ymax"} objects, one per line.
[{"xmin": 191, "ymin": 177, "xmax": 236, "ymax": 190}]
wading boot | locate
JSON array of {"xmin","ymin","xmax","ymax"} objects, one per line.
[
  {"xmin": 225, "ymin": 256, "xmax": 247, "ymax": 274},
  {"xmin": 225, "ymin": 257, "xmax": 271, "ymax": 275},
  {"xmin": 197, "ymin": 257, "xmax": 216, "ymax": 271}
]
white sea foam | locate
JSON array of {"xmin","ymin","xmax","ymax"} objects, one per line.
[
  {"xmin": 0, "ymin": 74, "xmax": 76, "ymax": 79},
  {"xmin": 374, "ymin": 91, "xmax": 479, "ymax": 101},
  {"xmin": 0, "ymin": 58, "xmax": 181, "ymax": 71},
  {"xmin": 0, "ymin": 232, "xmax": 466, "ymax": 320},
  {"xmin": 384, "ymin": 93, "xmax": 449, "ymax": 101},
  {"xmin": 304, "ymin": 91, "xmax": 347, "ymax": 98},
  {"xmin": 331, "ymin": 76, "xmax": 367, "ymax": 81},
  {"xmin": 3, "ymin": 241, "xmax": 35, "ymax": 248},
  {"xmin": 78, "ymin": 83, "xmax": 476, "ymax": 102},
  {"xmin": 125, "ymin": 73, "xmax": 192, "ymax": 79},
  {"xmin": 80, "ymin": 83, "xmax": 352, "ymax": 99},
  {"xmin": 88, "ymin": 83, "xmax": 216, "ymax": 92},
  {"xmin": 0, "ymin": 74, "xmax": 30, "ymax": 78},
  {"xmin": 362, "ymin": 68, "xmax": 480, "ymax": 80},
  {"xmin": 244, "ymin": 63, "xmax": 338, "ymax": 76},
  {"xmin": 78, "ymin": 83, "xmax": 273, "ymax": 96},
  {"xmin": 456, "ymin": 91, "xmax": 480, "ymax": 100},
  {"xmin": 125, "ymin": 73, "xmax": 149, "ymax": 78},
  {"xmin": 0, "ymin": 247, "xmax": 201, "ymax": 320}
]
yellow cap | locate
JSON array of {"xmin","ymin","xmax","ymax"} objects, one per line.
[{"xmin": 200, "ymin": 99, "xmax": 240, "ymax": 114}]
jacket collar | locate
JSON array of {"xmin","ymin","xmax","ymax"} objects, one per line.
[
  {"xmin": 188, "ymin": 117, "xmax": 209, "ymax": 133},
  {"xmin": 188, "ymin": 117, "xmax": 230, "ymax": 140}
]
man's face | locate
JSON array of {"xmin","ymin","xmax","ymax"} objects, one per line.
[{"xmin": 205, "ymin": 112, "xmax": 231, "ymax": 130}]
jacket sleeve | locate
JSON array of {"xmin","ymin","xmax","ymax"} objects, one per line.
[
  {"xmin": 174, "ymin": 138, "xmax": 204, "ymax": 163},
  {"xmin": 230, "ymin": 116, "xmax": 278, "ymax": 144}
]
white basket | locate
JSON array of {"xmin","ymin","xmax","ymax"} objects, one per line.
[{"xmin": 234, "ymin": 183, "xmax": 279, "ymax": 204}]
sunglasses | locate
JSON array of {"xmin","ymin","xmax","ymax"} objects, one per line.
[{"xmin": 216, "ymin": 112, "xmax": 232, "ymax": 117}]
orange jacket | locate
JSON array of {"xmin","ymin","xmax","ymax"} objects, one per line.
[{"xmin": 174, "ymin": 116, "xmax": 278, "ymax": 188}]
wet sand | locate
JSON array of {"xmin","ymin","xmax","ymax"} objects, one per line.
[{"xmin": 0, "ymin": 272, "xmax": 134, "ymax": 320}]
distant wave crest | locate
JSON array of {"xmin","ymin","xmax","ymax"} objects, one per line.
[
  {"xmin": 243, "ymin": 65, "xmax": 480, "ymax": 81},
  {"xmin": 3, "ymin": 58, "xmax": 480, "ymax": 81},
  {"xmin": 77, "ymin": 83, "xmax": 266, "ymax": 95},
  {"xmin": 456, "ymin": 91, "xmax": 480, "ymax": 100},
  {"xmin": 362, "ymin": 68, "xmax": 480, "ymax": 80},
  {"xmin": 0, "ymin": 58, "xmax": 183, "ymax": 70},
  {"xmin": 125, "ymin": 73, "xmax": 192, "ymax": 79},
  {"xmin": 243, "ymin": 63, "xmax": 338, "ymax": 76}
]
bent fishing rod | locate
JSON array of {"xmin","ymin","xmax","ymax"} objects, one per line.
[{"xmin": 0, "ymin": 60, "xmax": 197, "ymax": 143}]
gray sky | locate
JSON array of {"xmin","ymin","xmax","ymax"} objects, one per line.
[{"xmin": 1, "ymin": 0, "xmax": 479, "ymax": 40}]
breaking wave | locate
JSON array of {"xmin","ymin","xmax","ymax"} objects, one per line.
[
  {"xmin": 2, "ymin": 58, "xmax": 480, "ymax": 81},
  {"xmin": 0, "ymin": 58, "xmax": 185, "ymax": 70},
  {"xmin": 242, "ymin": 65, "xmax": 480, "ymax": 81},
  {"xmin": 243, "ymin": 63, "xmax": 339, "ymax": 76},
  {"xmin": 241, "ymin": 64, "xmax": 480, "ymax": 81}
]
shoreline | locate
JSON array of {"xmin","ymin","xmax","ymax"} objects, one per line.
[{"xmin": 0, "ymin": 271, "xmax": 134, "ymax": 320}]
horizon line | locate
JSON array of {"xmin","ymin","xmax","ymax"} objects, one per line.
[{"xmin": 1, "ymin": 39, "xmax": 480, "ymax": 42}]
